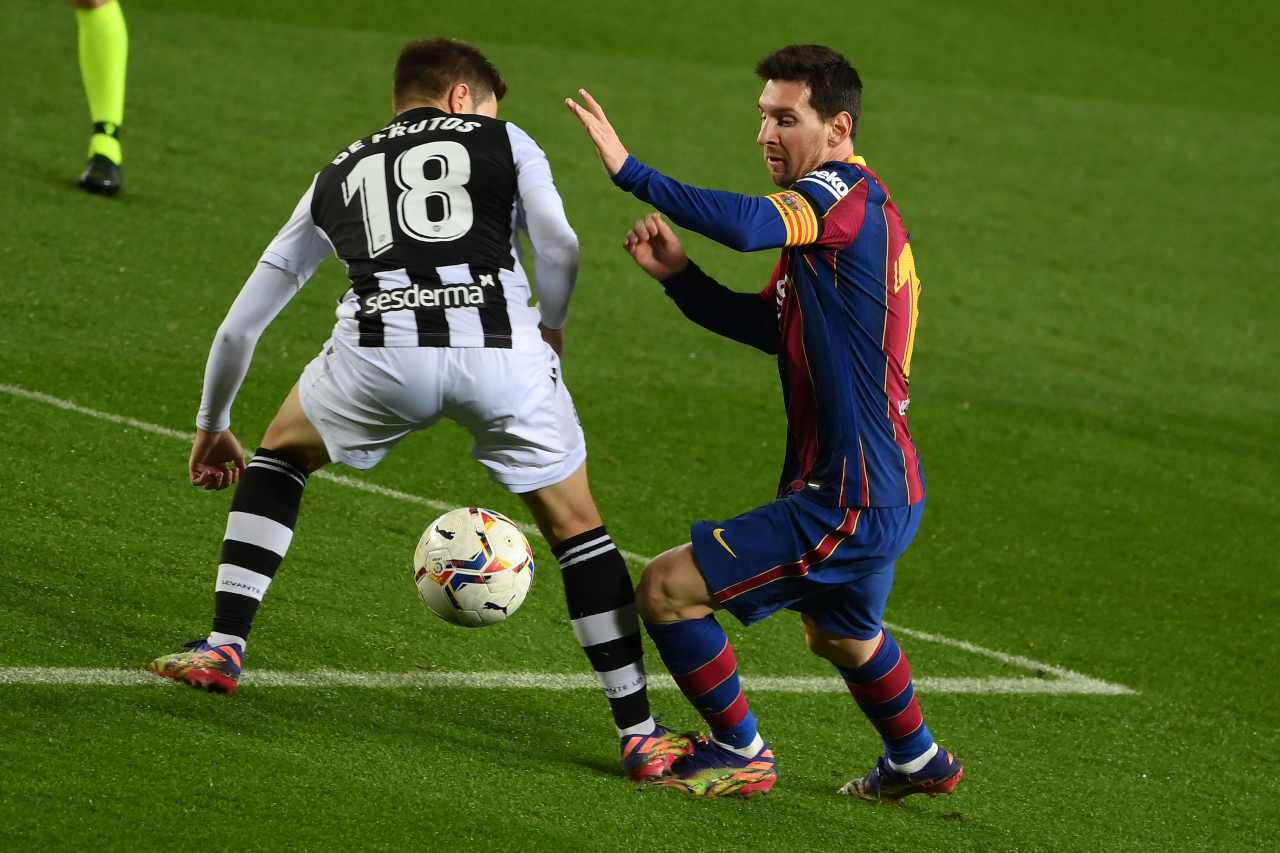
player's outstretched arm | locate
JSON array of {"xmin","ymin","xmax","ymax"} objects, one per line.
[
  {"xmin": 190, "ymin": 179, "xmax": 330, "ymax": 490},
  {"xmin": 566, "ymin": 90, "xmax": 803, "ymax": 253},
  {"xmin": 625, "ymin": 214, "xmax": 778, "ymax": 355}
]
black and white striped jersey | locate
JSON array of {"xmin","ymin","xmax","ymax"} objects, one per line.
[{"xmin": 260, "ymin": 107, "xmax": 573, "ymax": 349}]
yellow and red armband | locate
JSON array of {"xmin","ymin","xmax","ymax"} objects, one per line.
[{"xmin": 765, "ymin": 190, "xmax": 821, "ymax": 246}]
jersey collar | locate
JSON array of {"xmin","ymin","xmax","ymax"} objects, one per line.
[{"xmin": 392, "ymin": 105, "xmax": 447, "ymax": 122}]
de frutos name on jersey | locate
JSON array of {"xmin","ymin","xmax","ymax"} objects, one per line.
[{"xmin": 331, "ymin": 114, "xmax": 483, "ymax": 166}]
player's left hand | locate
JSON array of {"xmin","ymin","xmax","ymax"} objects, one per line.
[
  {"xmin": 624, "ymin": 213, "xmax": 689, "ymax": 281},
  {"xmin": 189, "ymin": 428, "xmax": 247, "ymax": 491},
  {"xmin": 564, "ymin": 88, "xmax": 629, "ymax": 176}
]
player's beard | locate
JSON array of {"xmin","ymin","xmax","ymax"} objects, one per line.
[
  {"xmin": 766, "ymin": 142, "xmax": 822, "ymax": 187},
  {"xmin": 764, "ymin": 151, "xmax": 791, "ymax": 187}
]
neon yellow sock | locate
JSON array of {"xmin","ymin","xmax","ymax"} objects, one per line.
[{"xmin": 76, "ymin": 1, "xmax": 128, "ymax": 165}]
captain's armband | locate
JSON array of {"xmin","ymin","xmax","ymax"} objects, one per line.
[{"xmin": 765, "ymin": 190, "xmax": 821, "ymax": 247}]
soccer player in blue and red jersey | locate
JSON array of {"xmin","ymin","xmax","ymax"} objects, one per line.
[{"xmin": 567, "ymin": 45, "xmax": 963, "ymax": 800}]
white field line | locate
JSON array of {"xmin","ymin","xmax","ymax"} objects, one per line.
[
  {"xmin": 883, "ymin": 622, "xmax": 1134, "ymax": 694},
  {"xmin": 0, "ymin": 383, "xmax": 1137, "ymax": 697},
  {"xmin": 0, "ymin": 668, "xmax": 1132, "ymax": 695},
  {"xmin": 0, "ymin": 383, "xmax": 648, "ymax": 566}
]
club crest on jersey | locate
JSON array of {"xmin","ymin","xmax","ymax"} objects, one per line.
[
  {"xmin": 776, "ymin": 191, "xmax": 807, "ymax": 214},
  {"xmin": 360, "ymin": 282, "xmax": 488, "ymax": 315}
]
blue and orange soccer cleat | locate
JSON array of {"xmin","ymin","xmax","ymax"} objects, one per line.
[
  {"xmin": 649, "ymin": 736, "xmax": 777, "ymax": 798},
  {"xmin": 839, "ymin": 748, "xmax": 964, "ymax": 802},
  {"xmin": 147, "ymin": 639, "xmax": 243, "ymax": 695},
  {"xmin": 620, "ymin": 725, "xmax": 694, "ymax": 781}
]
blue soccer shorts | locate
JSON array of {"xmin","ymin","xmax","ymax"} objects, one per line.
[{"xmin": 690, "ymin": 491, "xmax": 924, "ymax": 640}]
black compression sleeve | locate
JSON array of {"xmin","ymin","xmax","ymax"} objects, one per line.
[{"xmin": 660, "ymin": 261, "xmax": 779, "ymax": 355}]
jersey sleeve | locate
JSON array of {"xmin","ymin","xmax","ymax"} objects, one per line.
[
  {"xmin": 612, "ymin": 156, "xmax": 872, "ymax": 251},
  {"xmin": 507, "ymin": 123, "xmax": 578, "ymax": 329},
  {"xmin": 259, "ymin": 175, "xmax": 332, "ymax": 286},
  {"xmin": 612, "ymin": 156, "xmax": 794, "ymax": 252},
  {"xmin": 196, "ymin": 262, "xmax": 302, "ymax": 431}
]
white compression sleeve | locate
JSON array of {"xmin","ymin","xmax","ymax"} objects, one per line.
[
  {"xmin": 195, "ymin": 262, "xmax": 301, "ymax": 432},
  {"xmin": 507, "ymin": 123, "xmax": 578, "ymax": 329},
  {"xmin": 522, "ymin": 186, "xmax": 579, "ymax": 329}
]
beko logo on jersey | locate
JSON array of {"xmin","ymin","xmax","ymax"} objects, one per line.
[
  {"xmin": 797, "ymin": 170, "xmax": 850, "ymax": 201},
  {"xmin": 360, "ymin": 281, "xmax": 492, "ymax": 315},
  {"xmin": 332, "ymin": 116, "xmax": 482, "ymax": 165}
]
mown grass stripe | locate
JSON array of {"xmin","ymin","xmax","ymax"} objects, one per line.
[
  {"xmin": 883, "ymin": 622, "xmax": 1130, "ymax": 691},
  {"xmin": 0, "ymin": 383, "xmax": 1138, "ymax": 696},
  {"xmin": 0, "ymin": 382, "xmax": 649, "ymax": 566}
]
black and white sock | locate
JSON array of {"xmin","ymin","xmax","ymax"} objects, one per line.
[
  {"xmin": 206, "ymin": 448, "xmax": 308, "ymax": 650},
  {"xmin": 552, "ymin": 528, "xmax": 655, "ymax": 737}
]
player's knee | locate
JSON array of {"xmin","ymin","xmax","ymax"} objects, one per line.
[
  {"xmin": 803, "ymin": 623, "xmax": 839, "ymax": 661},
  {"xmin": 638, "ymin": 546, "xmax": 713, "ymax": 624},
  {"xmin": 637, "ymin": 554, "xmax": 696, "ymax": 623},
  {"xmin": 636, "ymin": 561, "xmax": 673, "ymax": 623},
  {"xmin": 802, "ymin": 619, "xmax": 849, "ymax": 662},
  {"xmin": 803, "ymin": 621, "xmax": 882, "ymax": 668}
]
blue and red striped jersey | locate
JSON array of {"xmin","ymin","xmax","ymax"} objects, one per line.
[{"xmin": 614, "ymin": 155, "xmax": 924, "ymax": 508}]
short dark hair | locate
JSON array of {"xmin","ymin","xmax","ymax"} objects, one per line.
[
  {"xmin": 394, "ymin": 38, "xmax": 507, "ymax": 107},
  {"xmin": 755, "ymin": 44, "xmax": 862, "ymax": 135}
]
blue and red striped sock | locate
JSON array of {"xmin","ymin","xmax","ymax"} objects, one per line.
[
  {"xmin": 645, "ymin": 615, "xmax": 762, "ymax": 754},
  {"xmin": 837, "ymin": 630, "xmax": 937, "ymax": 769}
]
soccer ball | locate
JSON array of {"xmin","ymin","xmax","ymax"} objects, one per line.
[{"xmin": 413, "ymin": 507, "xmax": 535, "ymax": 627}]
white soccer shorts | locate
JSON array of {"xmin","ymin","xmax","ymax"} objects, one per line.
[{"xmin": 297, "ymin": 337, "xmax": 587, "ymax": 493}]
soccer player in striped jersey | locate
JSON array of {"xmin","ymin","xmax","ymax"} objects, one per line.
[
  {"xmin": 567, "ymin": 44, "xmax": 963, "ymax": 800},
  {"xmin": 147, "ymin": 38, "xmax": 690, "ymax": 782}
]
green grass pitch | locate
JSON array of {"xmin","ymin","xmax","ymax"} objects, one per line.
[{"xmin": 2, "ymin": 0, "xmax": 1278, "ymax": 850}]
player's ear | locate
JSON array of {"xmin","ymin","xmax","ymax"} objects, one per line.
[
  {"xmin": 828, "ymin": 111, "xmax": 853, "ymax": 147},
  {"xmin": 448, "ymin": 82, "xmax": 471, "ymax": 114}
]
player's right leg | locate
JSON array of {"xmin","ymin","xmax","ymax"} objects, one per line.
[
  {"xmin": 454, "ymin": 344, "xmax": 684, "ymax": 779},
  {"xmin": 518, "ymin": 465, "xmax": 691, "ymax": 781},
  {"xmin": 72, "ymin": 0, "xmax": 127, "ymax": 195},
  {"xmin": 149, "ymin": 385, "xmax": 330, "ymax": 693}
]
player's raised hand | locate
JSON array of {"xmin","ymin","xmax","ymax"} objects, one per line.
[
  {"xmin": 624, "ymin": 213, "xmax": 689, "ymax": 282},
  {"xmin": 189, "ymin": 428, "xmax": 247, "ymax": 491},
  {"xmin": 564, "ymin": 88, "xmax": 629, "ymax": 176}
]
